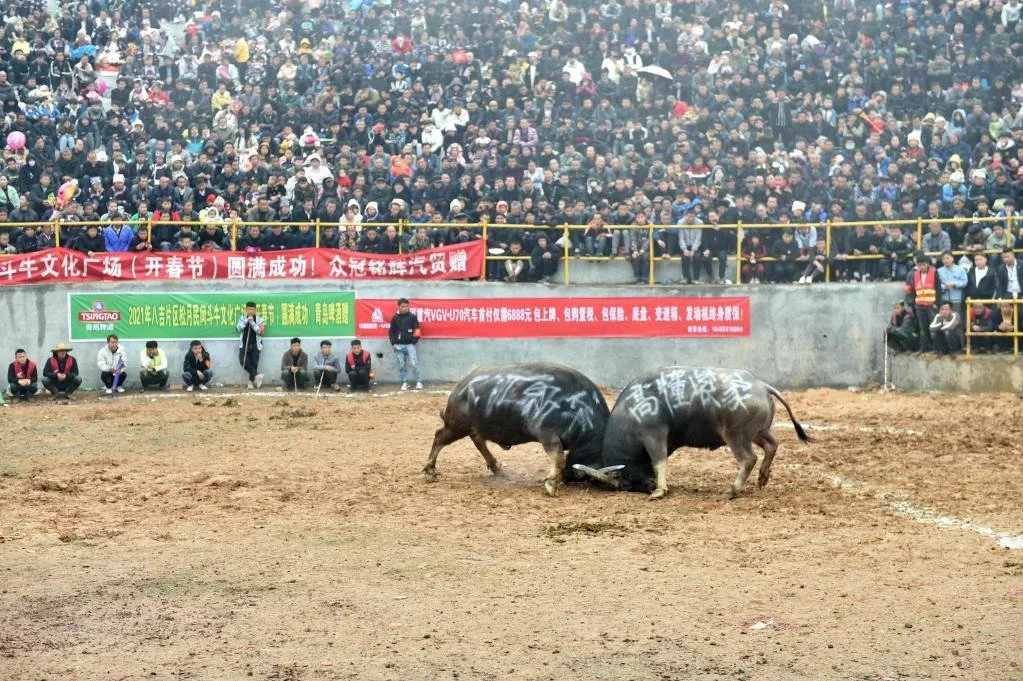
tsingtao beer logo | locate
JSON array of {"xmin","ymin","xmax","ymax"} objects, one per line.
[{"xmin": 78, "ymin": 301, "xmax": 121, "ymax": 323}]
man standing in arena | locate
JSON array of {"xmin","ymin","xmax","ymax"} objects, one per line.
[
  {"xmin": 389, "ymin": 298, "xmax": 423, "ymax": 391},
  {"xmin": 905, "ymin": 253, "xmax": 939, "ymax": 354},
  {"xmin": 236, "ymin": 301, "xmax": 265, "ymax": 389}
]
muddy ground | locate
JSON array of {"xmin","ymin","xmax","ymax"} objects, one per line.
[{"xmin": 0, "ymin": 387, "xmax": 1020, "ymax": 681}]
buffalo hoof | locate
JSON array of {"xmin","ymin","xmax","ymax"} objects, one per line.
[
  {"xmin": 757, "ymin": 472, "xmax": 771, "ymax": 489},
  {"xmin": 648, "ymin": 488, "xmax": 667, "ymax": 500},
  {"xmin": 423, "ymin": 470, "xmax": 438, "ymax": 483},
  {"xmin": 543, "ymin": 479, "xmax": 560, "ymax": 497},
  {"xmin": 726, "ymin": 486, "xmax": 741, "ymax": 499},
  {"xmin": 489, "ymin": 463, "xmax": 506, "ymax": 477}
]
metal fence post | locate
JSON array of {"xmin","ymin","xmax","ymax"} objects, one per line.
[{"xmin": 735, "ymin": 221, "xmax": 743, "ymax": 284}]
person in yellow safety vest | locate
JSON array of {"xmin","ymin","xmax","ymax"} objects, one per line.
[{"xmin": 905, "ymin": 252, "xmax": 940, "ymax": 353}]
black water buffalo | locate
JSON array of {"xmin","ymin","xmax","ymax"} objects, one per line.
[
  {"xmin": 423, "ymin": 364, "xmax": 610, "ymax": 496},
  {"xmin": 574, "ymin": 366, "xmax": 810, "ymax": 499}
]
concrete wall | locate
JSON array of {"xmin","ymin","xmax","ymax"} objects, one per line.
[
  {"xmin": 891, "ymin": 354, "xmax": 1023, "ymax": 393},
  {"xmin": 0, "ymin": 279, "xmax": 901, "ymax": 391}
]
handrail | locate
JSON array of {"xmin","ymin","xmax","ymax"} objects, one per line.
[
  {"xmin": 964, "ymin": 297, "xmax": 1022, "ymax": 356},
  {"xmin": 3, "ymin": 216, "xmax": 1022, "ymax": 288}
]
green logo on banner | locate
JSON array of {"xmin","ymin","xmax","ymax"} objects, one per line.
[{"xmin": 68, "ymin": 291, "xmax": 356, "ymax": 342}]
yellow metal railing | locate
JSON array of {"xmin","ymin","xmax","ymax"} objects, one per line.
[
  {"xmin": 3, "ymin": 215, "xmax": 1021, "ymax": 286},
  {"xmin": 964, "ymin": 298, "xmax": 1022, "ymax": 356}
]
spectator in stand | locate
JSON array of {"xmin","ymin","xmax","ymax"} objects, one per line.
[
  {"xmin": 968, "ymin": 302, "xmax": 997, "ymax": 353},
  {"xmin": 992, "ymin": 302, "xmax": 1022, "ymax": 353},
  {"xmin": 966, "ymin": 254, "xmax": 997, "ymax": 303},
  {"xmin": 937, "ymin": 251, "xmax": 968, "ymax": 318},
  {"xmin": 529, "ymin": 232, "xmax": 561, "ymax": 282},
  {"xmin": 996, "ymin": 247, "xmax": 1023, "ymax": 299},
  {"xmin": 770, "ymin": 230, "xmax": 801, "ymax": 284},
  {"xmin": 921, "ymin": 222, "xmax": 951, "ymax": 256},
  {"xmin": 6, "ymin": 348, "xmax": 38, "ymax": 401},
  {"xmin": 41, "ymin": 342, "xmax": 81, "ymax": 400},
  {"xmin": 74, "ymin": 223, "xmax": 105, "ymax": 256},
  {"xmin": 741, "ymin": 234, "xmax": 767, "ymax": 285}
]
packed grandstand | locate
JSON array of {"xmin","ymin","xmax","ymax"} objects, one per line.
[{"xmin": 0, "ymin": 0, "xmax": 1021, "ymax": 289}]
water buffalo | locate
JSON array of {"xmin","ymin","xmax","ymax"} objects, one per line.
[
  {"xmin": 423, "ymin": 364, "xmax": 610, "ymax": 496},
  {"xmin": 574, "ymin": 366, "xmax": 810, "ymax": 499}
]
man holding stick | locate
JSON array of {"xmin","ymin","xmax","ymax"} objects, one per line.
[
  {"xmin": 280, "ymin": 337, "xmax": 310, "ymax": 390},
  {"xmin": 236, "ymin": 301, "xmax": 265, "ymax": 389},
  {"xmin": 312, "ymin": 340, "xmax": 342, "ymax": 393}
]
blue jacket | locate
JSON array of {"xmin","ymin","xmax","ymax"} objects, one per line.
[
  {"xmin": 937, "ymin": 264, "xmax": 968, "ymax": 305},
  {"xmin": 103, "ymin": 225, "xmax": 134, "ymax": 252}
]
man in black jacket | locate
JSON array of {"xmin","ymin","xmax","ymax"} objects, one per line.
[
  {"xmin": 182, "ymin": 340, "xmax": 214, "ymax": 391},
  {"xmin": 73, "ymin": 224, "xmax": 106, "ymax": 255},
  {"xmin": 389, "ymin": 298, "xmax": 422, "ymax": 391},
  {"xmin": 700, "ymin": 216, "xmax": 735, "ymax": 283},
  {"xmin": 995, "ymin": 247, "xmax": 1023, "ymax": 299}
]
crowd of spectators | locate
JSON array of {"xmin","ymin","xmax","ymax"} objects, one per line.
[{"xmin": 1, "ymin": 0, "xmax": 1023, "ymax": 286}]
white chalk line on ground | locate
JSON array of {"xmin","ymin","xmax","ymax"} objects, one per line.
[
  {"xmin": 815, "ymin": 471, "xmax": 1023, "ymax": 551},
  {"xmin": 27, "ymin": 390, "xmax": 1021, "ymax": 549},
  {"xmin": 780, "ymin": 422, "xmax": 1022, "ymax": 549}
]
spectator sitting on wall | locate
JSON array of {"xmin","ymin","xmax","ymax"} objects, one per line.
[
  {"xmin": 503, "ymin": 241, "xmax": 531, "ymax": 283},
  {"xmin": 968, "ymin": 302, "xmax": 996, "ymax": 354},
  {"xmin": 73, "ymin": 223, "xmax": 105, "ymax": 256},
  {"xmin": 770, "ymin": 229, "xmax": 801, "ymax": 284},
  {"xmin": 886, "ymin": 301, "xmax": 919, "ymax": 354},
  {"xmin": 530, "ymin": 232, "xmax": 561, "ymax": 282},
  {"xmin": 357, "ymin": 225, "xmax": 383, "ymax": 254},
  {"xmin": 15, "ymin": 225, "xmax": 43, "ymax": 254},
  {"xmin": 379, "ymin": 225, "xmax": 401, "ymax": 255},
  {"xmin": 881, "ymin": 226, "xmax": 915, "ymax": 282},
  {"xmin": 992, "ymin": 302, "xmax": 1021, "ymax": 353},
  {"xmin": 930, "ymin": 302, "xmax": 964, "ymax": 357}
]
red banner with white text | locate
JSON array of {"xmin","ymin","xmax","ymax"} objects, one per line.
[
  {"xmin": 0, "ymin": 242, "xmax": 484, "ymax": 285},
  {"xmin": 355, "ymin": 297, "xmax": 750, "ymax": 338}
]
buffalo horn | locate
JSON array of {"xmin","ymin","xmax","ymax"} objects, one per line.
[{"xmin": 572, "ymin": 464, "xmax": 624, "ymax": 489}]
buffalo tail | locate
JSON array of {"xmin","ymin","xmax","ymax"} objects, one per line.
[{"xmin": 766, "ymin": 385, "xmax": 812, "ymax": 443}]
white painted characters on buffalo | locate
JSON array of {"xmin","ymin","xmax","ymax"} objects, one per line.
[
  {"xmin": 622, "ymin": 368, "xmax": 755, "ymax": 422},
  {"xmin": 625, "ymin": 383, "xmax": 660, "ymax": 421},
  {"xmin": 463, "ymin": 372, "xmax": 598, "ymax": 436}
]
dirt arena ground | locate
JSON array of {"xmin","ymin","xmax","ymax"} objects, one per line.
[{"xmin": 0, "ymin": 386, "xmax": 1020, "ymax": 681}]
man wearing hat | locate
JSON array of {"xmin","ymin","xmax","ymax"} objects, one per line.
[
  {"xmin": 905, "ymin": 252, "xmax": 940, "ymax": 353},
  {"xmin": 42, "ymin": 342, "xmax": 82, "ymax": 399}
]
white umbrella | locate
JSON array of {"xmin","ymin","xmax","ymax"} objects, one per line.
[{"xmin": 636, "ymin": 65, "xmax": 674, "ymax": 81}]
